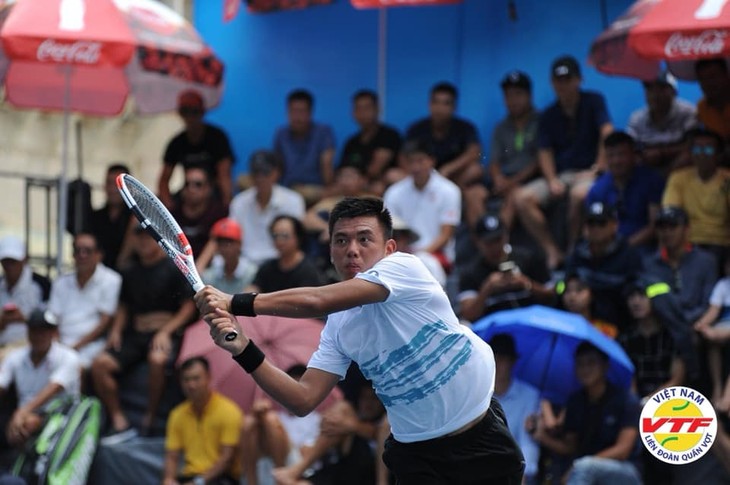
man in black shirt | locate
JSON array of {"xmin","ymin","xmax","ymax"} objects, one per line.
[
  {"xmin": 89, "ymin": 163, "xmax": 134, "ymax": 271},
  {"xmin": 158, "ymin": 90, "xmax": 235, "ymax": 208}
]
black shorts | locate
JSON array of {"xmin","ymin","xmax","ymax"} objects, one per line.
[
  {"xmin": 107, "ymin": 329, "xmax": 181, "ymax": 372},
  {"xmin": 382, "ymin": 398, "xmax": 525, "ymax": 485}
]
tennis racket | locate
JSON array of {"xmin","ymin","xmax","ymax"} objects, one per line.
[{"xmin": 116, "ymin": 173, "xmax": 237, "ymax": 341}]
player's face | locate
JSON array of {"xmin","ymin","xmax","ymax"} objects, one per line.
[{"xmin": 330, "ymin": 216, "xmax": 396, "ymax": 280}]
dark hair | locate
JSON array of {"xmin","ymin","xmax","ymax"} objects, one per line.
[
  {"xmin": 180, "ymin": 356, "xmax": 210, "ymax": 373},
  {"xmin": 401, "ymin": 138, "xmax": 437, "ymax": 159},
  {"xmin": 353, "ymin": 89, "xmax": 378, "ymax": 105},
  {"xmin": 328, "ymin": 197, "xmax": 393, "ymax": 242},
  {"xmin": 107, "ymin": 163, "xmax": 130, "ymax": 175},
  {"xmin": 685, "ymin": 127, "xmax": 725, "ymax": 153},
  {"xmin": 574, "ymin": 341, "xmax": 609, "ymax": 362},
  {"xmin": 603, "ymin": 131, "xmax": 636, "ymax": 150},
  {"xmin": 430, "ymin": 82, "xmax": 458, "ymax": 101},
  {"xmin": 73, "ymin": 232, "xmax": 100, "ymax": 251},
  {"xmin": 184, "ymin": 163, "xmax": 213, "ymax": 182},
  {"xmin": 287, "ymin": 89, "xmax": 314, "ymax": 109},
  {"xmin": 270, "ymin": 215, "xmax": 307, "ymax": 251},
  {"xmin": 695, "ymin": 58, "xmax": 728, "ymax": 76}
]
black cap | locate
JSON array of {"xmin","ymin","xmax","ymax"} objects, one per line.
[
  {"xmin": 585, "ymin": 202, "xmax": 617, "ymax": 222},
  {"xmin": 26, "ymin": 309, "xmax": 58, "ymax": 330},
  {"xmin": 474, "ymin": 215, "xmax": 504, "ymax": 240},
  {"xmin": 501, "ymin": 71, "xmax": 532, "ymax": 91},
  {"xmin": 642, "ymin": 70, "xmax": 678, "ymax": 90},
  {"xmin": 655, "ymin": 206, "xmax": 689, "ymax": 226},
  {"xmin": 551, "ymin": 55, "xmax": 581, "ymax": 78},
  {"xmin": 489, "ymin": 334, "xmax": 518, "ymax": 358},
  {"xmin": 249, "ymin": 150, "xmax": 280, "ymax": 175}
]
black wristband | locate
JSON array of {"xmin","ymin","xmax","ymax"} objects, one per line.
[
  {"xmin": 231, "ymin": 293, "xmax": 257, "ymax": 317},
  {"xmin": 233, "ymin": 339, "xmax": 265, "ymax": 373}
]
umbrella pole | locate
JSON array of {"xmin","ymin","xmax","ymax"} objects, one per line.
[
  {"xmin": 56, "ymin": 65, "xmax": 71, "ymax": 274},
  {"xmin": 538, "ymin": 333, "xmax": 558, "ymax": 400}
]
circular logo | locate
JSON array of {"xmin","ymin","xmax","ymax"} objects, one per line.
[{"xmin": 640, "ymin": 386, "xmax": 716, "ymax": 464}]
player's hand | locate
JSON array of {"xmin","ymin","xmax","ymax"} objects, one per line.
[
  {"xmin": 208, "ymin": 308, "xmax": 247, "ymax": 356},
  {"xmin": 194, "ymin": 285, "xmax": 233, "ymax": 319}
]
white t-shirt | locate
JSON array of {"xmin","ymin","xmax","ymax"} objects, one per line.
[
  {"xmin": 308, "ymin": 252, "xmax": 494, "ymax": 443},
  {"xmin": 278, "ymin": 411, "xmax": 322, "ymax": 450},
  {"xmin": 383, "ymin": 172, "xmax": 461, "ymax": 262},
  {"xmin": 710, "ymin": 276, "xmax": 730, "ymax": 320},
  {"xmin": 0, "ymin": 265, "xmax": 44, "ymax": 346},
  {"xmin": 0, "ymin": 341, "xmax": 81, "ymax": 407},
  {"xmin": 229, "ymin": 185, "xmax": 306, "ymax": 265}
]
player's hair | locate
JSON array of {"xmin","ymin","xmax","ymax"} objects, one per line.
[
  {"xmin": 328, "ymin": 197, "xmax": 393, "ymax": 241},
  {"xmin": 287, "ymin": 89, "xmax": 314, "ymax": 109},
  {"xmin": 180, "ymin": 356, "xmax": 210, "ymax": 373}
]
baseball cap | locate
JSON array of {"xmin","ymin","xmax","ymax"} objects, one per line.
[
  {"xmin": 585, "ymin": 202, "xmax": 617, "ymax": 223},
  {"xmin": 474, "ymin": 215, "xmax": 505, "ymax": 240},
  {"xmin": 177, "ymin": 90, "xmax": 205, "ymax": 111},
  {"xmin": 551, "ymin": 55, "xmax": 581, "ymax": 78},
  {"xmin": 248, "ymin": 150, "xmax": 280, "ymax": 175},
  {"xmin": 0, "ymin": 236, "xmax": 26, "ymax": 261},
  {"xmin": 501, "ymin": 71, "xmax": 532, "ymax": 91},
  {"xmin": 211, "ymin": 218, "xmax": 242, "ymax": 242},
  {"xmin": 643, "ymin": 70, "xmax": 678, "ymax": 90},
  {"xmin": 26, "ymin": 309, "xmax": 58, "ymax": 330},
  {"xmin": 489, "ymin": 334, "xmax": 518, "ymax": 358},
  {"xmin": 655, "ymin": 206, "xmax": 689, "ymax": 226},
  {"xmin": 391, "ymin": 216, "xmax": 420, "ymax": 244}
]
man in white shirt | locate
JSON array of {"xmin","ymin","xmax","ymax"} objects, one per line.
[
  {"xmin": 196, "ymin": 197, "xmax": 525, "ymax": 484},
  {"xmin": 48, "ymin": 233, "xmax": 121, "ymax": 368},
  {"xmin": 0, "ymin": 309, "xmax": 81, "ymax": 446},
  {"xmin": 229, "ymin": 150, "xmax": 305, "ymax": 266},
  {"xmin": 384, "ymin": 139, "xmax": 461, "ymax": 269}
]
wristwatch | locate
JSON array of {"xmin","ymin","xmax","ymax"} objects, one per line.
[{"xmin": 193, "ymin": 477, "xmax": 205, "ymax": 485}]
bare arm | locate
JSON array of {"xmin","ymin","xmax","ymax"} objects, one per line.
[
  {"xmin": 195, "ymin": 240, "xmax": 218, "ymax": 275},
  {"xmin": 19, "ymin": 382, "xmax": 64, "ymax": 415},
  {"xmin": 662, "ymin": 355, "xmax": 686, "ymax": 389},
  {"xmin": 73, "ymin": 313, "xmax": 114, "ymax": 351},
  {"xmin": 537, "ymin": 148, "xmax": 558, "ymax": 182},
  {"xmin": 422, "ymin": 224, "xmax": 455, "ymax": 254},
  {"xmin": 367, "ymin": 148, "xmax": 395, "ymax": 180},
  {"xmin": 320, "ymin": 148, "xmax": 335, "ymax": 187},
  {"xmin": 592, "ymin": 123, "xmax": 614, "ymax": 173},
  {"xmin": 694, "ymin": 304, "xmax": 721, "ymax": 330},
  {"xmin": 216, "ymin": 158, "xmax": 233, "ymax": 206},
  {"xmin": 163, "ymin": 449, "xmax": 181, "ymax": 485},
  {"xmin": 158, "ymin": 164, "xmax": 175, "ymax": 209},
  {"xmin": 628, "ymin": 203, "xmax": 659, "ymax": 247},
  {"xmin": 201, "ymin": 445, "xmax": 236, "ymax": 483},
  {"xmin": 160, "ymin": 300, "xmax": 197, "ymax": 335},
  {"xmin": 439, "ymin": 143, "xmax": 481, "ymax": 180},
  {"xmin": 593, "ymin": 427, "xmax": 638, "ymax": 460}
]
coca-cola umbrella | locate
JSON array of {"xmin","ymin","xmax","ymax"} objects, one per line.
[{"xmin": 0, "ymin": 0, "xmax": 224, "ymax": 268}]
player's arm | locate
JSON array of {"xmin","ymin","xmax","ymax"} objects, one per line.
[
  {"xmin": 162, "ymin": 448, "xmax": 181, "ymax": 485},
  {"xmin": 216, "ymin": 157, "xmax": 233, "ymax": 206},
  {"xmin": 200, "ymin": 445, "xmax": 236, "ymax": 483}
]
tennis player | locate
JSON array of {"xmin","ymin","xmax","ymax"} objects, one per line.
[{"xmin": 195, "ymin": 197, "xmax": 524, "ymax": 484}]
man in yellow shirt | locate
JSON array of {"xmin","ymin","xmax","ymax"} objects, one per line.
[{"xmin": 163, "ymin": 356, "xmax": 243, "ymax": 485}]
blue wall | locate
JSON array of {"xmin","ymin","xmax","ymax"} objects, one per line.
[{"xmin": 194, "ymin": 0, "xmax": 703, "ymax": 180}]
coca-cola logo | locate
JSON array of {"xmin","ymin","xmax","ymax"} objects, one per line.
[
  {"xmin": 664, "ymin": 30, "xmax": 727, "ymax": 58},
  {"xmin": 36, "ymin": 39, "xmax": 101, "ymax": 64}
]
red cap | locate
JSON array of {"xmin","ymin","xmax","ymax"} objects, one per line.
[{"xmin": 211, "ymin": 218, "xmax": 242, "ymax": 242}]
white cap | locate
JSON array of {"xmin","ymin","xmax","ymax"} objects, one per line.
[
  {"xmin": 391, "ymin": 216, "xmax": 420, "ymax": 244},
  {"xmin": 0, "ymin": 236, "xmax": 26, "ymax": 261}
]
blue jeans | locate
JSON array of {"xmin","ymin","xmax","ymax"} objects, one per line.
[{"xmin": 567, "ymin": 456, "xmax": 642, "ymax": 485}]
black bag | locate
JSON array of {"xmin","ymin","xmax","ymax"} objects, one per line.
[{"xmin": 66, "ymin": 179, "xmax": 93, "ymax": 236}]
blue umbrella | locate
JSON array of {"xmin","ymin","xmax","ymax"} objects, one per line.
[{"xmin": 472, "ymin": 305, "xmax": 635, "ymax": 405}]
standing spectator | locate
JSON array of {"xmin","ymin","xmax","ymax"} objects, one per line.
[
  {"xmin": 405, "ymin": 82, "xmax": 482, "ymax": 188},
  {"xmin": 91, "ymin": 227, "xmax": 196, "ymax": 437},
  {"xmin": 515, "ymin": 55, "xmax": 613, "ymax": 269},
  {"xmin": 383, "ymin": 139, "xmax": 461, "ymax": 270},
  {"xmin": 626, "ymin": 71, "xmax": 697, "ymax": 173},
  {"xmin": 48, "ymin": 233, "xmax": 121, "ymax": 369},
  {"xmin": 199, "ymin": 218, "xmax": 258, "ymax": 295},
  {"xmin": 0, "ymin": 236, "xmax": 48, "ymax": 358},
  {"xmin": 163, "ymin": 357, "xmax": 242, "ymax": 485},
  {"xmin": 465, "ymin": 71, "xmax": 539, "ymax": 229},
  {"xmin": 530, "ymin": 342, "xmax": 642, "ymax": 485},
  {"xmin": 273, "ymin": 89, "xmax": 336, "ymax": 205},
  {"xmin": 229, "ymin": 150, "xmax": 306, "ymax": 266},
  {"xmin": 490, "ymin": 334, "xmax": 541, "ymax": 485},
  {"xmin": 89, "ymin": 163, "xmax": 135, "ymax": 271},
  {"xmin": 158, "ymin": 90, "xmax": 235, "ymax": 208},
  {"xmin": 585, "ymin": 131, "xmax": 665, "ymax": 250},
  {"xmin": 171, "ymin": 165, "xmax": 228, "ymax": 257},
  {"xmin": 695, "ymin": 58, "xmax": 730, "ymax": 142},
  {"xmin": 340, "ymin": 90, "xmax": 403, "ymax": 195},
  {"xmin": 662, "ymin": 128, "xmax": 730, "ymax": 260},
  {"xmin": 0, "ymin": 310, "xmax": 81, "ymax": 447}
]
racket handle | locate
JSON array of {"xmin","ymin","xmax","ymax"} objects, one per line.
[{"xmin": 225, "ymin": 331, "xmax": 238, "ymax": 341}]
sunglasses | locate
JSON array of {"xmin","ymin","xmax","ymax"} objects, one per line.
[
  {"xmin": 271, "ymin": 233, "xmax": 292, "ymax": 241},
  {"xmin": 691, "ymin": 145, "xmax": 717, "ymax": 156},
  {"xmin": 184, "ymin": 180, "xmax": 206, "ymax": 189}
]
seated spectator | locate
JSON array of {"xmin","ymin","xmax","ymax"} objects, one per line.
[
  {"xmin": 384, "ymin": 139, "xmax": 461, "ymax": 270},
  {"xmin": 626, "ymin": 71, "xmax": 697, "ymax": 174},
  {"xmin": 662, "ymin": 128, "xmax": 730, "ymax": 260},
  {"xmin": 92, "ymin": 227, "xmax": 196, "ymax": 438},
  {"xmin": 515, "ymin": 55, "xmax": 613, "ymax": 269},
  {"xmin": 564, "ymin": 202, "xmax": 642, "ymax": 332},
  {"xmin": 559, "ymin": 273, "xmax": 618, "ymax": 339},
  {"xmin": 163, "ymin": 357, "xmax": 242, "ymax": 485},
  {"xmin": 490, "ymin": 334, "xmax": 540, "ymax": 484},
  {"xmin": 0, "ymin": 310, "xmax": 81, "ymax": 447},
  {"xmin": 229, "ymin": 150, "xmax": 306, "ymax": 266},
  {"xmin": 48, "ymin": 233, "xmax": 121, "ymax": 369},
  {"xmin": 695, "ymin": 58, "xmax": 730, "ymax": 142},
  {"xmin": 0, "ymin": 236, "xmax": 48, "ymax": 360},
  {"xmin": 530, "ymin": 342, "xmax": 642, "ymax": 485},
  {"xmin": 643, "ymin": 206, "xmax": 717, "ymax": 324},
  {"xmin": 246, "ymin": 216, "xmax": 324, "ymax": 293},
  {"xmin": 458, "ymin": 215, "xmax": 551, "ymax": 323},
  {"xmin": 88, "ymin": 163, "xmax": 135, "ymax": 271},
  {"xmin": 391, "ymin": 216, "xmax": 446, "ymax": 288},
  {"xmin": 158, "ymin": 90, "xmax": 235, "ymax": 208},
  {"xmin": 586, "ymin": 131, "xmax": 664, "ymax": 250},
  {"xmin": 273, "ymin": 89, "xmax": 336, "ymax": 206},
  {"xmin": 340, "ymin": 90, "xmax": 403, "ymax": 196},
  {"xmin": 171, "ymin": 164, "xmax": 228, "ymax": 258},
  {"xmin": 405, "ymin": 82, "xmax": 482, "ymax": 188},
  {"xmin": 198, "ymin": 218, "xmax": 258, "ymax": 294},
  {"xmin": 464, "ymin": 71, "xmax": 539, "ymax": 229}
]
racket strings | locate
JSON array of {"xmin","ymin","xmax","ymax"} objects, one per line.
[{"xmin": 125, "ymin": 178, "xmax": 186, "ymax": 253}]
